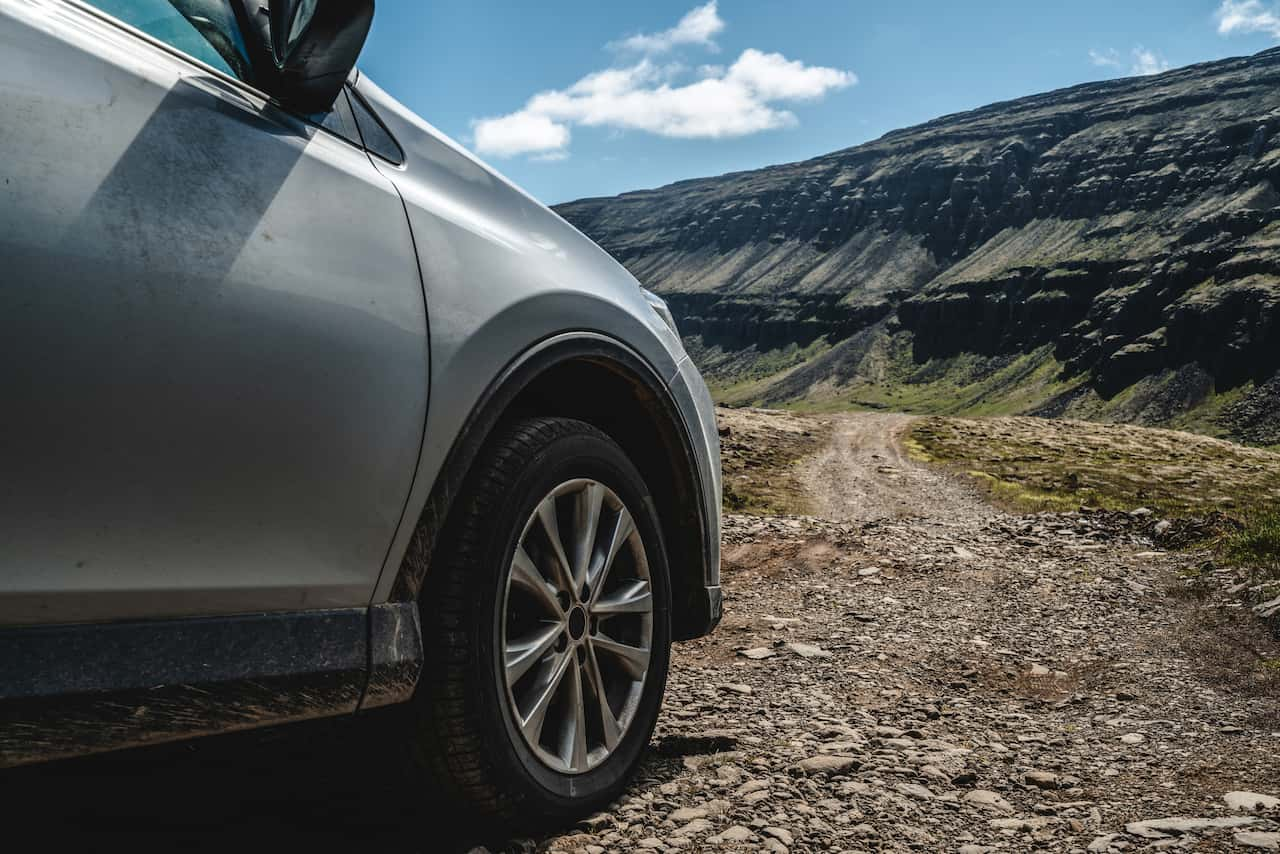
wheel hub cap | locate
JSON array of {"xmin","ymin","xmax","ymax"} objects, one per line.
[
  {"xmin": 567, "ymin": 607, "xmax": 587, "ymax": 640},
  {"xmin": 499, "ymin": 479, "xmax": 653, "ymax": 775}
]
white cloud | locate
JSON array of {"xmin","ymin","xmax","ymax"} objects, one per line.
[
  {"xmin": 612, "ymin": 1, "xmax": 725, "ymax": 54},
  {"xmin": 1089, "ymin": 48, "xmax": 1122, "ymax": 69},
  {"xmin": 1129, "ymin": 45, "xmax": 1171, "ymax": 75},
  {"xmin": 471, "ymin": 6, "xmax": 856, "ymax": 159},
  {"xmin": 1216, "ymin": 0, "xmax": 1280, "ymax": 36},
  {"xmin": 1088, "ymin": 45, "xmax": 1171, "ymax": 77},
  {"xmin": 472, "ymin": 111, "xmax": 570, "ymax": 158}
]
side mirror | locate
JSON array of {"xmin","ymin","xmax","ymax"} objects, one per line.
[{"xmin": 253, "ymin": 0, "xmax": 375, "ymax": 114}]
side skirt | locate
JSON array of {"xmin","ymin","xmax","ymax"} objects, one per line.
[{"xmin": 0, "ymin": 603, "xmax": 422, "ymax": 767}]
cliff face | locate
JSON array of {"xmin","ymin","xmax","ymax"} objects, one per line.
[{"xmin": 555, "ymin": 48, "xmax": 1280, "ymax": 443}]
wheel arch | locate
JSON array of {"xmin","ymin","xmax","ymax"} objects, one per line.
[{"xmin": 390, "ymin": 333, "xmax": 714, "ymax": 642}]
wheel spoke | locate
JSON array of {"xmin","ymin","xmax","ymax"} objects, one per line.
[
  {"xmin": 571, "ymin": 482, "xmax": 603, "ymax": 591},
  {"xmin": 505, "ymin": 621, "xmax": 563, "ymax": 686},
  {"xmin": 510, "ymin": 545, "xmax": 563, "ymax": 618},
  {"xmin": 519, "ymin": 648, "xmax": 572, "ymax": 744},
  {"xmin": 593, "ymin": 580, "xmax": 652, "ymax": 617},
  {"xmin": 585, "ymin": 642, "xmax": 622, "ymax": 751},
  {"xmin": 588, "ymin": 507, "xmax": 635, "ymax": 605},
  {"xmin": 590, "ymin": 632, "xmax": 650, "ymax": 680},
  {"xmin": 536, "ymin": 498, "xmax": 575, "ymax": 594},
  {"xmin": 502, "ymin": 478, "xmax": 653, "ymax": 775},
  {"xmin": 560, "ymin": 661, "xmax": 589, "ymax": 772}
]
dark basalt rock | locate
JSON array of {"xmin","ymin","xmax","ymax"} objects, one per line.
[{"xmin": 555, "ymin": 48, "xmax": 1280, "ymax": 428}]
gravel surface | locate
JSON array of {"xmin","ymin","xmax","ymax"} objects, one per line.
[{"xmin": 524, "ymin": 412, "xmax": 1280, "ymax": 853}]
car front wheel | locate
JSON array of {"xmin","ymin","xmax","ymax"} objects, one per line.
[{"xmin": 408, "ymin": 416, "xmax": 672, "ymax": 825}]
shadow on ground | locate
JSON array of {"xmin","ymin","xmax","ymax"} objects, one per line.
[
  {"xmin": 4, "ymin": 712, "xmax": 697, "ymax": 852},
  {"xmin": 3, "ymin": 711, "xmax": 493, "ymax": 852}
]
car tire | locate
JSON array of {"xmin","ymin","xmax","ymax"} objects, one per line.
[{"xmin": 408, "ymin": 416, "xmax": 672, "ymax": 826}]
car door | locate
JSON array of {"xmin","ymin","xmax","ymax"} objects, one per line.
[{"xmin": 0, "ymin": 0, "xmax": 429, "ymax": 626}]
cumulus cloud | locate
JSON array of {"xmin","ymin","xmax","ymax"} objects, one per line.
[
  {"xmin": 471, "ymin": 6, "xmax": 855, "ymax": 159},
  {"xmin": 1088, "ymin": 45, "xmax": 1171, "ymax": 77},
  {"xmin": 1216, "ymin": 0, "xmax": 1280, "ymax": 37},
  {"xmin": 1129, "ymin": 46, "xmax": 1171, "ymax": 75},
  {"xmin": 611, "ymin": 1, "xmax": 725, "ymax": 54},
  {"xmin": 1089, "ymin": 48, "xmax": 1122, "ymax": 69},
  {"xmin": 472, "ymin": 111, "xmax": 570, "ymax": 159}
]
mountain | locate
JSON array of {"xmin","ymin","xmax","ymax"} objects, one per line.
[{"xmin": 554, "ymin": 48, "xmax": 1280, "ymax": 447}]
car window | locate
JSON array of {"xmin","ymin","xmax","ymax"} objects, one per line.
[
  {"xmin": 349, "ymin": 89, "xmax": 405, "ymax": 165},
  {"xmin": 80, "ymin": 0, "xmax": 252, "ymax": 83}
]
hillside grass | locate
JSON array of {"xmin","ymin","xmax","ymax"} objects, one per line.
[
  {"xmin": 716, "ymin": 407, "xmax": 826, "ymax": 516},
  {"xmin": 702, "ymin": 330, "xmax": 1274, "ymax": 451},
  {"xmin": 907, "ymin": 415, "xmax": 1280, "ymax": 578}
]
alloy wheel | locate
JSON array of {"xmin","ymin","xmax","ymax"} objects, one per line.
[{"xmin": 499, "ymin": 478, "xmax": 654, "ymax": 775}]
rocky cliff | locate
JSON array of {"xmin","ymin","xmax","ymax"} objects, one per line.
[{"xmin": 555, "ymin": 48, "xmax": 1280, "ymax": 445}]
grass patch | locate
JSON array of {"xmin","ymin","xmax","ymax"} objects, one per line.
[
  {"xmin": 907, "ymin": 415, "xmax": 1280, "ymax": 522},
  {"xmin": 1225, "ymin": 511, "xmax": 1280, "ymax": 581},
  {"xmin": 717, "ymin": 408, "xmax": 827, "ymax": 516}
]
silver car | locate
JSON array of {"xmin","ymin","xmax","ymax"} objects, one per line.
[{"xmin": 0, "ymin": 0, "xmax": 721, "ymax": 824}]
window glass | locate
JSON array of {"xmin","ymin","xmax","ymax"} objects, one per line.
[
  {"xmin": 349, "ymin": 89, "xmax": 405, "ymax": 165},
  {"xmin": 81, "ymin": 0, "xmax": 252, "ymax": 83}
]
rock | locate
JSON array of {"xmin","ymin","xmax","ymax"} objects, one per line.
[
  {"xmin": 671, "ymin": 818, "xmax": 713, "ymax": 837},
  {"xmin": 1118, "ymin": 733, "xmax": 1145, "ymax": 745},
  {"xmin": 709, "ymin": 826, "xmax": 754, "ymax": 844},
  {"xmin": 1225, "ymin": 792, "xmax": 1280, "ymax": 812},
  {"xmin": 762, "ymin": 827, "xmax": 794, "ymax": 846},
  {"xmin": 1124, "ymin": 816, "xmax": 1264, "ymax": 838},
  {"xmin": 1256, "ymin": 596, "xmax": 1280, "ymax": 619},
  {"xmin": 784, "ymin": 641, "xmax": 831, "ymax": 658},
  {"xmin": 1088, "ymin": 833, "xmax": 1122, "ymax": 851},
  {"xmin": 857, "ymin": 566, "xmax": 881, "ymax": 577},
  {"xmin": 1236, "ymin": 831, "xmax": 1280, "ymax": 850},
  {"xmin": 963, "ymin": 790, "xmax": 1015, "ymax": 815},
  {"xmin": 1024, "ymin": 771, "xmax": 1059, "ymax": 790},
  {"xmin": 738, "ymin": 647, "xmax": 777, "ymax": 660},
  {"xmin": 791, "ymin": 755, "xmax": 860, "ymax": 776},
  {"xmin": 704, "ymin": 799, "xmax": 731, "ymax": 816},
  {"xmin": 668, "ymin": 806, "xmax": 707, "ymax": 823},
  {"xmin": 959, "ymin": 846, "xmax": 994, "ymax": 854},
  {"xmin": 896, "ymin": 783, "xmax": 935, "ymax": 801},
  {"xmin": 717, "ymin": 683, "xmax": 753, "ymax": 695}
]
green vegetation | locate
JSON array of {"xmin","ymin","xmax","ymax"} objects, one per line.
[
  {"xmin": 1225, "ymin": 511, "xmax": 1280, "ymax": 580},
  {"xmin": 701, "ymin": 338, "xmax": 834, "ymax": 402},
  {"xmin": 702, "ymin": 328, "xmax": 1275, "ymax": 451},
  {"xmin": 908, "ymin": 415, "xmax": 1280, "ymax": 575},
  {"xmin": 717, "ymin": 409, "xmax": 826, "ymax": 516}
]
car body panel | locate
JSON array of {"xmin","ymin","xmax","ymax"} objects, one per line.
[
  {"xmin": 346, "ymin": 76, "xmax": 715, "ymax": 605},
  {"xmin": 0, "ymin": 0, "xmax": 429, "ymax": 625}
]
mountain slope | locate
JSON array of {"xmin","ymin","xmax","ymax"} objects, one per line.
[{"xmin": 554, "ymin": 49, "xmax": 1280, "ymax": 445}]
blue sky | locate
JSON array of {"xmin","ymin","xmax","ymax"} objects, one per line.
[{"xmin": 360, "ymin": 1, "xmax": 1280, "ymax": 205}]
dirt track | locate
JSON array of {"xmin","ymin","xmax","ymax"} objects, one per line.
[
  {"xmin": 798, "ymin": 413, "xmax": 987, "ymax": 525},
  {"xmin": 7, "ymin": 411, "xmax": 1279, "ymax": 852}
]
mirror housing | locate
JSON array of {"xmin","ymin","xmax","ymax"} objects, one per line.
[{"xmin": 243, "ymin": 0, "xmax": 374, "ymax": 115}]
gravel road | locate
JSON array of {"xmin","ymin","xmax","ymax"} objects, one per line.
[
  {"xmin": 798, "ymin": 413, "xmax": 986, "ymax": 525},
  {"xmin": 528, "ymin": 412, "xmax": 1280, "ymax": 853},
  {"xmin": 9, "ymin": 412, "xmax": 1278, "ymax": 852}
]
